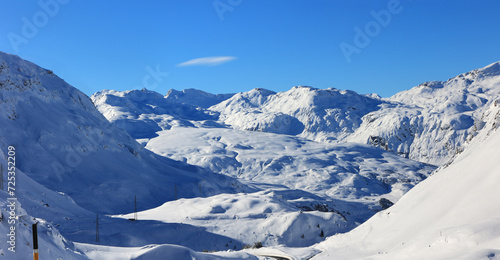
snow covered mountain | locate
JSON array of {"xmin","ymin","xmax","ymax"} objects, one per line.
[
  {"xmin": 348, "ymin": 61, "xmax": 500, "ymax": 165},
  {"xmin": 0, "ymin": 51, "xmax": 269, "ymax": 259},
  {"xmin": 88, "ymin": 60, "xmax": 500, "ymax": 258},
  {"xmin": 210, "ymin": 64, "xmax": 500, "ymax": 166},
  {"xmin": 91, "ymin": 62, "xmax": 500, "ymax": 199},
  {"xmin": 93, "ymin": 86, "xmax": 439, "ymax": 231},
  {"xmin": 3, "ymin": 50, "xmax": 500, "ymax": 259},
  {"xmin": 0, "ymin": 51, "xmax": 263, "ymax": 258},
  {"xmin": 165, "ymin": 88, "xmax": 234, "ymax": 108},
  {"xmin": 311, "ymin": 92, "xmax": 500, "ymax": 260},
  {"xmin": 93, "ymin": 62, "xmax": 500, "ymax": 166},
  {"xmin": 92, "ymin": 89, "xmax": 219, "ymax": 139},
  {"xmin": 91, "ymin": 74, "xmax": 453, "ymax": 252},
  {"xmin": 0, "ymin": 50, "xmax": 409, "ymax": 258},
  {"xmin": 0, "ymin": 51, "xmax": 247, "ymax": 215},
  {"xmin": 210, "ymin": 87, "xmax": 383, "ymax": 139}
]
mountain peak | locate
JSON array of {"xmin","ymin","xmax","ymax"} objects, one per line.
[
  {"xmin": 473, "ymin": 60, "xmax": 500, "ymax": 77},
  {"xmin": 250, "ymin": 87, "xmax": 276, "ymax": 95},
  {"xmin": 165, "ymin": 88, "xmax": 234, "ymax": 108}
]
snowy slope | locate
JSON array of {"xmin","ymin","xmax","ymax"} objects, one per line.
[
  {"xmin": 76, "ymin": 243, "xmax": 260, "ymax": 260},
  {"xmin": 119, "ymin": 125, "xmax": 434, "ymax": 250},
  {"xmin": 0, "ymin": 149, "xmax": 88, "ymax": 259},
  {"xmin": 0, "ymin": 162, "xmax": 259, "ymax": 258},
  {"xmin": 311, "ymin": 100, "xmax": 500, "ymax": 260},
  {"xmin": 113, "ymin": 190, "xmax": 352, "ymax": 248},
  {"xmin": 0, "ymin": 198, "xmax": 86, "ymax": 259},
  {"xmin": 146, "ymin": 127, "xmax": 435, "ymax": 203},
  {"xmin": 0, "ymin": 51, "xmax": 247, "ymax": 215}
]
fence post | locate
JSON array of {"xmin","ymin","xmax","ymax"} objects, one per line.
[{"xmin": 32, "ymin": 223, "xmax": 39, "ymax": 260}]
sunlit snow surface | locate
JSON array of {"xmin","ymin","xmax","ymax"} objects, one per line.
[
  {"xmin": 2, "ymin": 50, "xmax": 500, "ymax": 259},
  {"xmin": 111, "ymin": 126, "xmax": 437, "ymax": 250},
  {"xmin": 312, "ymin": 102, "xmax": 500, "ymax": 260},
  {"xmin": 147, "ymin": 127, "xmax": 433, "ymax": 202}
]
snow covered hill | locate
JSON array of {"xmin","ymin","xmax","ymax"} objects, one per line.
[
  {"xmin": 311, "ymin": 99, "xmax": 500, "ymax": 259},
  {"xmin": 210, "ymin": 86, "xmax": 383, "ymax": 139},
  {"xmin": 0, "ymin": 51, "xmax": 247, "ymax": 215},
  {"xmin": 5, "ymin": 138, "xmax": 257, "ymax": 260},
  {"xmin": 125, "ymin": 124, "xmax": 433, "ymax": 249},
  {"xmin": 146, "ymin": 127, "xmax": 434, "ymax": 203},
  {"xmin": 113, "ymin": 190, "xmax": 352, "ymax": 248}
]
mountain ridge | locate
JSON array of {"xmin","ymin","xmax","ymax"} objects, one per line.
[{"xmin": 93, "ymin": 60, "xmax": 500, "ymax": 165}]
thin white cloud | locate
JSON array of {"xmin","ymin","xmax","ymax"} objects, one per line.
[{"xmin": 177, "ymin": 56, "xmax": 237, "ymax": 67}]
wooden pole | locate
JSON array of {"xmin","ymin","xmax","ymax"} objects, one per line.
[{"xmin": 32, "ymin": 223, "xmax": 39, "ymax": 260}]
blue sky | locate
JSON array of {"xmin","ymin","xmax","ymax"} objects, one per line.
[{"xmin": 1, "ymin": 0, "xmax": 500, "ymax": 97}]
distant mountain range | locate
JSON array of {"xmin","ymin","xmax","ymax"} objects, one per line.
[{"xmin": 94, "ymin": 61, "xmax": 500, "ymax": 166}]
